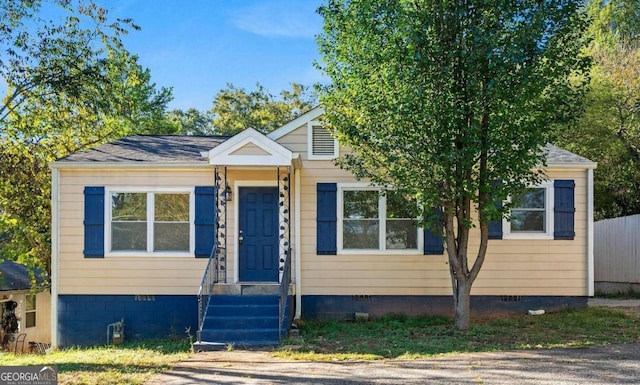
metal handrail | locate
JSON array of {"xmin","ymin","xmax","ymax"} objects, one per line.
[
  {"xmin": 278, "ymin": 248, "xmax": 292, "ymax": 341},
  {"xmin": 197, "ymin": 244, "xmax": 218, "ymax": 340}
]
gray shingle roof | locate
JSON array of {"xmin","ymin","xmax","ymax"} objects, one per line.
[
  {"xmin": 53, "ymin": 134, "xmax": 594, "ymax": 166},
  {"xmin": 56, "ymin": 135, "xmax": 230, "ymax": 163},
  {"xmin": 544, "ymin": 144, "xmax": 594, "ymax": 164},
  {"xmin": 0, "ymin": 260, "xmax": 46, "ymax": 292}
]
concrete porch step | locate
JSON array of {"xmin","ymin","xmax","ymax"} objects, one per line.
[
  {"xmin": 193, "ymin": 339, "xmax": 279, "ymax": 351},
  {"xmin": 192, "ymin": 341, "xmax": 227, "ymax": 352},
  {"xmin": 213, "ymin": 283, "xmax": 294, "ymax": 295}
]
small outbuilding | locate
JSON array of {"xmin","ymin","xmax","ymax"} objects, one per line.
[{"xmin": 0, "ymin": 260, "xmax": 51, "ymax": 352}]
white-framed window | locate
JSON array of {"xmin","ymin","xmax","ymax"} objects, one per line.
[
  {"xmin": 24, "ymin": 295, "xmax": 36, "ymax": 329},
  {"xmin": 338, "ymin": 184, "xmax": 421, "ymax": 253},
  {"xmin": 503, "ymin": 181, "xmax": 554, "ymax": 239},
  {"xmin": 106, "ymin": 187, "xmax": 195, "ymax": 256},
  {"xmin": 307, "ymin": 120, "xmax": 338, "ymax": 160}
]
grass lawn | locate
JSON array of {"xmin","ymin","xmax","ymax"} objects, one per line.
[
  {"xmin": 1, "ymin": 307, "xmax": 639, "ymax": 383},
  {"xmin": 0, "ymin": 339, "xmax": 191, "ymax": 385},
  {"xmin": 276, "ymin": 307, "xmax": 640, "ymax": 360}
]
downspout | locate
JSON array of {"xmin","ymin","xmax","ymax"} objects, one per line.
[
  {"xmin": 294, "ymin": 167, "xmax": 302, "ymax": 319},
  {"xmin": 587, "ymin": 168, "xmax": 594, "ymax": 296},
  {"xmin": 50, "ymin": 167, "xmax": 59, "ymax": 348}
]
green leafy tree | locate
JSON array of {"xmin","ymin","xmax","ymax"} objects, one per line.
[
  {"xmin": 0, "ymin": 0, "xmax": 173, "ymax": 272},
  {"xmin": 317, "ymin": 0, "xmax": 590, "ymax": 329},
  {"xmin": 166, "ymin": 108, "xmax": 214, "ymax": 135},
  {"xmin": 556, "ymin": 0, "xmax": 640, "ymax": 219},
  {"xmin": 588, "ymin": 0, "xmax": 640, "ymax": 41},
  {"xmin": 210, "ymin": 82, "xmax": 316, "ymax": 135}
]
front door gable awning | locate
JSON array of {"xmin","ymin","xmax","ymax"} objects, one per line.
[{"xmin": 201, "ymin": 127, "xmax": 300, "ymax": 167}]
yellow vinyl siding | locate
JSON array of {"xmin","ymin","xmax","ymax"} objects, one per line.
[
  {"xmin": 58, "ymin": 169, "xmax": 207, "ymax": 295},
  {"xmin": 33, "ymin": 291, "xmax": 52, "ymax": 343},
  {"xmin": 229, "ymin": 143, "xmax": 271, "ymax": 156},
  {"xmin": 57, "ymin": 168, "xmax": 282, "ymax": 295},
  {"xmin": 274, "ymin": 124, "xmax": 307, "ymax": 156},
  {"xmin": 297, "ymin": 165, "xmax": 590, "ymax": 296}
]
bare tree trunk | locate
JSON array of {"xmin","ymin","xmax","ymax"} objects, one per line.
[
  {"xmin": 445, "ymin": 207, "xmax": 471, "ymax": 330},
  {"xmin": 445, "ymin": 194, "xmax": 490, "ymax": 330},
  {"xmin": 453, "ymin": 276, "xmax": 472, "ymax": 330}
]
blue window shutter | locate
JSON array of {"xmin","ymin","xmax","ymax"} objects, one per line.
[
  {"xmin": 84, "ymin": 186, "xmax": 104, "ymax": 258},
  {"xmin": 424, "ymin": 207, "xmax": 444, "ymax": 255},
  {"xmin": 554, "ymin": 180, "xmax": 575, "ymax": 240},
  {"xmin": 195, "ymin": 186, "xmax": 216, "ymax": 258},
  {"xmin": 488, "ymin": 219, "xmax": 503, "ymax": 239},
  {"xmin": 317, "ymin": 183, "xmax": 337, "ymax": 255},
  {"xmin": 488, "ymin": 180, "xmax": 503, "ymax": 239}
]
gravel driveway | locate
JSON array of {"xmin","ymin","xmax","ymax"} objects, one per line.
[
  {"xmin": 145, "ymin": 344, "xmax": 640, "ymax": 385},
  {"xmin": 144, "ymin": 299, "xmax": 640, "ymax": 385}
]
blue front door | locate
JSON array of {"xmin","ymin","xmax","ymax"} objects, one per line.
[{"xmin": 238, "ymin": 187, "xmax": 279, "ymax": 282}]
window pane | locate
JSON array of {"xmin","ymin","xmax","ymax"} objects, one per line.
[
  {"xmin": 386, "ymin": 191, "xmax": 416, "ymax": 219},
  {"xmin": 112, "ymin": 222, "xmax": 147, "ymax": 250},
  {"xmin": 386, "ymin": 192, "xmax": 417, "ymax": 249},
  {"xmin": 344, "ymin": 190, "xmax": 378, "ymax": 219},
  {"xmin": 112, "ymin": 193, "xmax": 146, "ymax": 221},
  {"xmin": 154, "ymin": 223, "xmax": 190, "ymax": 251},
  {"xmin": 154, "ymin": 193, "xmax": 189, "ymax": 251},
  {"xmin": 343, "ymin": 219, "xmax": 379, "ymax": 249},
  {"xmin": 514, "ymin": 188, "xmax": 545, "ymax": 209},
  {"xmin": 510, "ymin": 210, "xmax": 545, "ymax": 232},
  {"xmin": 155, "ymin": 194, "xmax": 189, "ymax": 221},
  {"xmin": 25, "ymin": 294, "xmax": 36, "ymax": 328},
  {"xmin": 25, "ymin": 312, "xmax": 36, "ymax": 328},
  {"xmin": 386, "ymin": 219, "xmax": 418, "ymax": 249},
  {"xmin": 25, "ymin": 295, "xmax": 36, "ymax": 311},
  {"xmin": 112, "ymin": 193, "xmax": 147, "ymax": 250}
]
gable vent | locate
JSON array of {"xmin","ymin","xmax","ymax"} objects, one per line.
[{"xmin": 312, "ymin": 125, "xmax": 335, "ymax": 156}]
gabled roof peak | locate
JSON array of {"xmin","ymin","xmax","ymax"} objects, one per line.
[{"xmin": 202, "ymin": 127, "xmax": 300, "ymax": 167}]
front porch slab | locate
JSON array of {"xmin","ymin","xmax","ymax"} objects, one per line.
[{"xmin": 213, "ymin": 283, "xmax": 295, "ymax": 296}]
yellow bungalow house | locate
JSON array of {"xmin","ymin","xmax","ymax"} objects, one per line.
[{"xmin": 50, "ymin": 106, "xmax": 597, "ymax": 348}]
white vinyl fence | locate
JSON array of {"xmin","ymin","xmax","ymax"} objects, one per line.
[{"xmin": 594, "ymin": 214, "xmax": 640, "ymax": 293}]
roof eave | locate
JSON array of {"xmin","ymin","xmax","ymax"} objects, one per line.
[
  {"xmin": 49, "ymin": 161, "xmax": 212, "ymax": 170},
  {"xmin": 544, "ymin": 162, "xmax": 598, "ymax": 170},
  {"xmin": 0, "ymin": 288, "xmax": 30, "ymax": 295}
]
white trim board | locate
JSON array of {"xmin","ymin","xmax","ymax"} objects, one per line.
[
  {"xmin": 502, "ymin": 181, "xmax": 555, "ymax": 240},
  {"xmin": 104, "ymin": 187, "xmax": 196, "ymax": 258},
  {"xmin": 232, "ymin": 181, "xmax": 279, "ymax": 283},
  {"xmin": 50, "ymin": 168, "xmax": 60, "ymax": 348},
  {"xmin": 336, "ymin": 183, "xmax": 424, "ymax": 255},
  {"xmin": 268, "ymin": 106, "xmax": 324, "ymax": 140},
  {"xmin": 203, "ymin": 128, "xmax": 297, "ymax": 167}
]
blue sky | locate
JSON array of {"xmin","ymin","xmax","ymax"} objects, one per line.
[{"xmin": 106, "ymin": 0, "xmax": 325, "ymax": 111}]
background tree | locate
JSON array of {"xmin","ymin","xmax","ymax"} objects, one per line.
[
  {"xmin": 588, "ymin": 0, "xmax": 639, "ymax": 41},
  {"xmin": 210, "ymin": 82, "xmax": 316, "ymax": 135},
  {"xmin": 318, "ymin": 0, "xmax": 590, "ymax": 329},
  {"xmin": 0, "ymin": 0, "xmax": 173, "ymax": 272},
  {"xmin": 166, "ymin": 108, "xmax": 214, "ymax": 135},
  {"xmin": 555, "ymin": 0, "xmax": 640, "ymax": 219}
]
